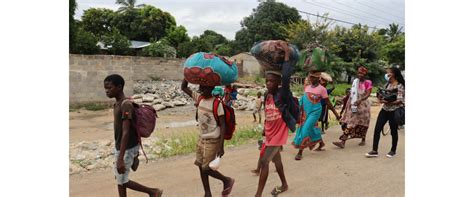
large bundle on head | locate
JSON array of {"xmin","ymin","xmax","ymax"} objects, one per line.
[
  {"xmin": 297, "ymin": 47, "xmax": 331, "ymax": 72},
  {"xmin": 250, "ymin": 40, "xmax": 300, "ymax": 71},
  {"xmin": 183, "ymin": 52, "xmax": 238, "ymax": 86}
]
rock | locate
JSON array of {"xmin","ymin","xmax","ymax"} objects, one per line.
[
  {"xmin": 133, "ymin": 98, "xmax": 143, "ymax": 103},
  {"xmin": 153, "ymin": 98, "xmax": 163, "ymax": 104},
  {"xmin": 132, "ymin": 94, "xmax": 143, "ymax": 99},
  {"xmin": 162, "ymin": 102, "xmax": 175, "ymax": 108},
  {"xmin": 75, "ymin": 154, "xmax": 86, "ymax": 161},
  {"xmin": 153, "ymin": 104, "xmax": 166, "ymax": 111},
  {"xmin": 142, "ymin": 94, "xmax": 155, "ymax": 102},
  {"xmin": 70, "ymin": 163, "xmax": 86, "ymax": 174},
  {"xmin": 172, "ymin": 100, "xmax": 186, "ymax": 106}
]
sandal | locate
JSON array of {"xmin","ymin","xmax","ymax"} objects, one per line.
[
  {"xmin": 332, "ymin": 141, "xmax": 345, "ymax": 149},
  {"xmin": 222, "ymin": 178, "xmax": 235, "ymax": 197},
  {"xmin": 294, "ymin": 154, "xmax": 302, "ymax": 160},
  {"xmin": 271, "ymin": 186, "xmax": 288, "ymax": 195}
]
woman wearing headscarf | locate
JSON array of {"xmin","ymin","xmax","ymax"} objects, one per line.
[{"xmin": 333, "ymin": 66, "xmax": 373, "ymax": 148}]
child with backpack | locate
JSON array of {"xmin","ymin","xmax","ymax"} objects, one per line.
[
  {"xmin": 181, "ymin": 79, "xmax": 235, "ymax": 197},
  {"xmin": 103, "ymin": 74, "xmax": 162, "ymax": 197}
]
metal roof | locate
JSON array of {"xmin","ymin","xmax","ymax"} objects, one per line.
[{"xmin": 97, "ymin": 40, "xmax": 150, "ymax": 50}]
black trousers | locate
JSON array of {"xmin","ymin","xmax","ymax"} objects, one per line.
[{"xmin": 372, "ymin": 109, "xmax": 399, "ymax": 152}]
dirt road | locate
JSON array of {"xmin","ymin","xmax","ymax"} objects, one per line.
[{"xmin": 70, "ymin": 106, "xmax": 404, "ymax": 197}]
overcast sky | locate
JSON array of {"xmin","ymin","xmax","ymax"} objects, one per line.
[{"xmin": 75, "ymin": 0, "xmax": 405, "ymax": 40}]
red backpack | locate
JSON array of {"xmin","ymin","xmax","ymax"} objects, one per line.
[
  {"xmin": 123, "ymin": 99, "xmax": 157, "ymax": 162},
  {"xmin": 195, "ymin": 96, "xmax": 236, "ymax": 140}
]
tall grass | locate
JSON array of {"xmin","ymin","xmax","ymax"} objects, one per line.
[{"xmin": 154, "ymin": 126, "xmax": 262, "ymax": 158}]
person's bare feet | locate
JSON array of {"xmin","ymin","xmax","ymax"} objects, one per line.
[
  {"xmin": 149, "ymin": 188, "xmax": 163, "ymax": 197},
  {"xmin": 315, "ymin": 141, "xmax": 325, "ymax": 151}
]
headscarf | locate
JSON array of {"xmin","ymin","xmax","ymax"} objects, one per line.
[{"xmin": 358, "ymin": 66, "xmax": 368, "ymax": 75}]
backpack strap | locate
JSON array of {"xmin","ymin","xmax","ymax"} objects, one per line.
[{"xmin": 212, "ymin": 97, "xmax": 221, "ymax": 126}]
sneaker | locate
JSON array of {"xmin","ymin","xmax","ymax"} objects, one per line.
[
  {"xmin": 386, "ymin": 151, "xmax": 396, "ymax": 158},
  {"xmin": 365, "ymin": 150, "xmax": 379, "ymax": 158}
]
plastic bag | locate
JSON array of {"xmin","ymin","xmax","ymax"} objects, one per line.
[
  {"xmin": 183, "ymin": 52, "xmax": 238, "ymax": 86},
  {"xmin": 209, "ymin": 156, "xmax": 221, "ymax": 170}
]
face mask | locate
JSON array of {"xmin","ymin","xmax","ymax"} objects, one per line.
[{"xmin": 384, "ymin": 74, "xmax": 390, "ymax": 81}]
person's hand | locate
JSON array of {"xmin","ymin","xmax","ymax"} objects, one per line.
[
  {"xmin": 379, "ymin": 99, "xmax": 388, "ymax": 104},
  {"xmin": 336, "ymin": 114, "xmax": 342, "ymax": 120},
  {"xmin": 116, "ymin": 159, "xmax": 126, "ymax": 174},
  {"xmin": 217, "ymin": 146, "xmax": 225, "ymax": 157},
  {"xmin": 354, "ymin": 100, "xmax": 361, "ymax": 106}
]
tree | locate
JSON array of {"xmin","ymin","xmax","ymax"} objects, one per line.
[
  {"xmin": 140, "ymin": 41, "xmax": 177, "ymax": 58},
  {"xmin": 114, "ymin": 5, "xmax": 176, "ymax": 42},
  {"xmin": 162, "ymin": 25, "xmax": 190, "ymax": 48},
  {"xmin": 134, "ymin": 5, "xmax": 176, "ymax": 42},
  {"xmin": 71, "ymin": 27, "xmax": 100, "ymax": 54},
  {"xmin": 200, "ymin": 30, "xmax": 228, "ymax": 48},
  {"xmin": 382, "ymin": 35, "xmax": 405, "ymax": 69},
  {"xmin": 81, "ymin": 8, "xmax": 116, "ymax": 37},
  {"xmin": 69, "ymin": 0, "xmax": 77, "ymax": 52},
  {"xmin": 234, "ymin": 0, "xmax": 301, "ymax": 52},
  {"xmin": 116, "ymin": 0, "xmax": 144, "ymax": 13},
  {"xmin": 214, "ymin": 41, "xmax": 239, "ymax": 57},
  {"xmin": 102, "ymin": 28, "xmax": 131, "ymax": 55}
]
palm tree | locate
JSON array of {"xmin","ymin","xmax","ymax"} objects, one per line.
[
  {"xmin": 116, "ymin": 0, "xmax": 144, "ymax": 13},
  {"xmin": 387, "ymin": 23, "xmax": 404, "ymax": 42}
]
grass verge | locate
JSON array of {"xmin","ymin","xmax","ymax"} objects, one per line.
[
  {"xmin": 69, "ymin": 102, "xmax": 110, "ymax": 112},
  {"xmin": 153, "ymin": 125, "xmax": 262, "ymax": 158}
]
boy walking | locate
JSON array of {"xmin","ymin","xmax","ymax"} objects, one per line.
[
  {"xmin": 181, "ymin": 79, "xmax": 235, "ymax": 197},
  {"xmin": 255, "ymin": 60, "xmax": 298, "ymax": 197},
  {"xmin": 103, "ymin": 74, "xmax": 162, "ymax": 197}
]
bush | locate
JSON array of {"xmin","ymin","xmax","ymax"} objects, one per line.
[{"xmin": 140, "ymin": 41, "xmax": 177, "ymax": 58}]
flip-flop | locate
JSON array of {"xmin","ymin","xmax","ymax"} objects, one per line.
[
  {"xmin": 222, "ymin": 178, "xmax": 235, "ymax": 197},
  {"xmin": 294, "ymin": 154, "xmax": 302, "ymax": 160},
  {"xmin": 271, "ymin": 186, "xmax": 288, "ymax": 195},
  {"xmin": 332, "ymin": 141, "xmax": 345, "ymax": 149}
]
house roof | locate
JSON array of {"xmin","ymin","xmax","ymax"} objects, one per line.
[{"xmin": 97, "ymin": 40, "xmax": 151, "ymax": 50}]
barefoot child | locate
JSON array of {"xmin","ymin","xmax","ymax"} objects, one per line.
[
  {"xmin": 252, "ymin": 91, "xmax": 263, "ymax": 123},
  {"xmin": 181, "ymin": 80, "xmax": 235, "ymax": 197},
  {"xmin": 103, "ymin": 74, "xmax": 163, "ymax": 197}
]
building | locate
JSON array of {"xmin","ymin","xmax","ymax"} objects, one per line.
[{"xmin": 229, "ymin": 52, "xmax": 262, "ymax": 77}]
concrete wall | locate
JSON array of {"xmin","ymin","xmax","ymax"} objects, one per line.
[{"xmin": 69, "ymin": 54, "xmax": 185, "ymax": 103}]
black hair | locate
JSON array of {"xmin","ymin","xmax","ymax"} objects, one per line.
[
  {"xmin": 104, "ymin": 74, "xmax": 125, "ymax": 89},
  {"xmin": 345, "ymin": 88, "xmax": 351, "ymax": 92},
  {"xmin": 388, "ymin": 67, "xmax": 405, "ymax": 87}
]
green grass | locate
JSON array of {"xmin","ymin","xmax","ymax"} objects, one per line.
[
  {"xmin": 153, "ymin": 126, "xmax": 262, "ymax": 158},
  {"xmin": 69, "ymin": 102, "xmax": 110, "ymax": 112},
  {"xmin": 238, "ymin": 75, "xmax": 265, "ymax": 85}
]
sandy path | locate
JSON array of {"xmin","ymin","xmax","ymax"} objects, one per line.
[{"xmin": 70, "ymin": 107, "xmax": 404, "ymax": 197}]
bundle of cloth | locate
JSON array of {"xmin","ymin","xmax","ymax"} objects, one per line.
[
  {"xmin": 297, "ymin": 47, "xmax": 331, "ymax": 72},
  {"xmin": 183, "ymin": 52, "xmax": 238, "ymax": 86},
  {"xmin": 250, "ymin": 40, "xmax": 300, "ymax": 72}
]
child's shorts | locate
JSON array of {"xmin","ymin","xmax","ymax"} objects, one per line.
[
  {"xmin": 195, "ymin": 138, "xmax": 220, "ymax": 170},
  {"xmin": 113, "ymin": 145, "xmax": 139, "ymax": 185}
]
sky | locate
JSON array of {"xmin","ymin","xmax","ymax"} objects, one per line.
[{"xmin": 74, "ymin": 0, "xmax": 405, "ymax": 40}]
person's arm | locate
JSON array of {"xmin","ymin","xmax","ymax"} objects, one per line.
[
  {"xmin": 340, "ymin": 98, "xmax": 347, "ymax": 114},
  {"xmin": 386, "ymin": 84, "xmax": 404, "ymax": 105},
  {"xmin": 281, "ymin": 60, "xmax": 295, "ymax": 105},
  {"xmin": 325, "ymin": 98, "xmax": 341, "ymax": 120},
  {"xmin": 181, "ymin": 79, "xmax": 192, "ymax": 98},
  {"xmin": 217, "ymin": 115, "xmax": 226, "ymax": 157},
  {"xmin": 117, "ymin": 102, "xmax": 133, "ymax": 174}
]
